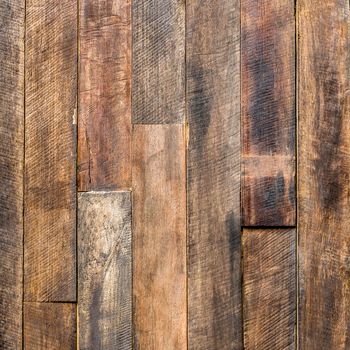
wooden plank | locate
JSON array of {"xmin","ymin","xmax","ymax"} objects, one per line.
[
  {"xmin": 132, "ymin": 0, "xmax": 185, "ymax": 123},
  {"xmin": 133, "ymin": 125, "xmax": 186, "ymax": 349},
  {"xmin": 186, "ymin": 1, "xmax": 241, "ymax": 348},
  {"xmin": 241, "ymin": 0, "xmax": 295, "ymax": 226},
  {"xmin": 24, "ymin": 0, "xmax": 77, "ymax": 301},
  {"xmin": 0, "ymin": 1, "xmax": 24, "ymax": 348},
  {"xmin": 78, "ymin": 0, "xmax": 131, "ymax": 191},
  {"xmin": 242, "ymin": 228, "xmax": 296, "ymax": 349},
  {"xmin": 24, "ymin": 302, "xmax": 76, "ymax": 349},
  {"xmin": 78, "ymin": 191, "xmax": 132, "ymax": 349},
  {"xmin": 298, "ymin": 1, "xmax": 350, "ymax": 348}
]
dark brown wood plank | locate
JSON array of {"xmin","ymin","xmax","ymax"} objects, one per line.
[
  {"xmin": 0, "ymin": 1, "xmax": 24, "ymax": 348},
  {"xmin": 132, "ymin": 0, "xmax": 185, "ymax": 123},
  {"xmin": 24, "ymin": 302, "xmax": 76, "ymax": 349},
  {"xmin": 241, "ymin": 0, "xmax": 295, "ymax": 226},
  {"xmin": 133, "ymin": 125, "xmax": 186, "ymax": 349},
  {"xmin": 78, "ymin": 191, "xmax": 132, "ymax": 349},
  {"xmin": 298, "ymin": 1, "xmax": 350, "ymax": 348},
  {"xmin": 78, "ymin": 0, "xmax": 131, "ymax": 191},
  {"xmin": 242, "ymin": 228, "xmax": 296, "ymax": 349},
  {"xmin": 186, "ymin": 0, "xmax": 242, "ymax": 348},
  {"xmin": 24, "ymin": 0, "xmax": 77, "ymax": 301}
]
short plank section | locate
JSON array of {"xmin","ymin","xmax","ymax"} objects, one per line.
[
  {"xmin": 24, "ymin": 302, "xmax": 76, "ymax": 349},
  {"xmin": 78, "ymin": 191, "xmax": 132, "ymax": 349},
  {"xmin": 25, "ymin": 0, "xmax": 77, "ymax": 301},
  {"xmin": 186, "ymin": 0, "xmax": 242, "ymax": 348},
  {"xmin": 243, "ymin": 229, "xmax": 296, "ymax": 349},
  {"xmin": 241, "ymin": 0, "xmax": 295, "ymax": 226},
  {"xmin": 0, "ymin": 0, "xmax": 24, "ymax": 348},
  {"xmin": 298, "ymin": 1, "xmax": 350, "ymax": 348},
  {"xmin": 78, "ymin": 0, "xmax": 131, "ymax": 191},
  {"xmin": 132, "ymin": 0, "xmax": 185, "ymax": 123},
  {"xmin": 133, "ymin": 125, "xmax": 186, "ymax": 349}
]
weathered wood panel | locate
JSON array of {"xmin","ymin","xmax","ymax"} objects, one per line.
[
  {"xmin": 298, "ymin": 1, "xmax": 350, "ymax": 348},
  {"xmin": 241, "ymin": 0, "xmax": 295, "ymax": 226},
  {"xmin": 242, "ymin": 229, "xmax": 296, "ymax": 349},
  {"xmin": 78, "ymin": 0, "xmax": 131, "ymax": 191},
  {"xmin": 24, "ymin": 302, "xmax": 76, "ymax": 349},
  {"xmin": 78, "ymin": 191, "xmax": 132, "ymax": 349},
  {"xmin": 133, "ymin": 125, "xmax": 186, "ymax": 349},
  {"xmin": 0, "ymin": 1, "xmax": 24, "ymax": 348},
  {"xmin": 25, "ymin": 0, "xmax": 77, "ymax": 301},
  {"xmin": 186, "ymin": 0, "xmax": 242, "ymax": 348},
  {"xmin": 132, "ymin": 0, "xmax": 185, "ymax": 123}
]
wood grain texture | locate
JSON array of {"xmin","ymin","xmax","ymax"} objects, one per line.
[
  {"xmin": 78, "ymin": 0, "xmax": 131, "ymax": 191},
  {"xmin": 0, "ymin": 1, "xmax": 24, "ymax": 348},
  {"xmin": 242, "ymin": 229, "xmax": 296, "ymax": 350},
  {"xmin": 133, "ymin": 125, "xmax": 186, "ymax": 349},
  {"xmin": 298, "ymin": 1, "xmax": 350, "ymax": 348},
  {"xmin": 24, "ymin": 302, "xmax": 76, "ymax": 349},
  {"xmin": 132, "ymin": 0, "xmax": 185, "ymax": 123},
  {"xmin": 186, "ymin": 0, "xmax": 242, "ymax": 348},
  {"xmin": 78, "ymin": 191, "xmax": 132, "ymax": 349},
  {"xmin": 241, "ymin": 0, "xmax": 295, "ymax": 226},
  {"xmin": 24, "ymin": 0, "xmax": 77, "ymax": 301}
]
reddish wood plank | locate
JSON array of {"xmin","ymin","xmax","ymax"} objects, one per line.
[
  {"xmin": 133, "ymin": 125, "xmax": 186, "ymax": 349},
  {"xmin": 24, "ymin": 0, "xmax": 77, "ymax": 301},
  {"xmin": 0, "ymin": 0, "xmax": 24, "ymax": 348},
  {"xmin": 242, "ymin": 0, "xmax": 295, "ymax": 226},
  {"xmin": 298, "ymin": 1, "xmax": 350, "ymax": 348},
  {"xmin": 78, "ymin": 0, "xmax": 131, "ymax": 191},
  {"xmin": 243, "ymin": 229, "xmax": 296, "ymax": 349}
]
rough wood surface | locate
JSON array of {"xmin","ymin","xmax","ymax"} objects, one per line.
[
  {"xmin": 298, "ymin": 1, "xmax": 350, "ymax": 348},
  {"xmin": 242, "ymin": 0, "xmax": 295, "ymax": 226},
  {"xmin": 0, "ymin": 1, "xmax": 24, "ymax": 348},
  {"xmin": 243, "ymin": 229, "xmax": 296, "ymax": 350},
  {"xmin": 24, "ymin": 302, "xmax": 76, "ymax": 349},
  {"xmin": 133, "ymin": 125, "xmax": 186, "ymax": 349},
  {"xmin": 78, "ymin": 191, "xmax": 132, "ymax": 349},
  {"xmin": 24, "ymin": 0, "xmax": 77, "ymax": 301},
  {"xmin": 78, "ymin": 0, "xmax": 131, "ymax": 191},
  {"xmin": 132, "ymin": 0, "xmax": 185, "ymax": 123},
  {"xmin": 186, "ymin": 0, "xmax": 242, "ymax": 348}
]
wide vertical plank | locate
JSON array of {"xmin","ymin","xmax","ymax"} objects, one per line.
[
  {"xmin": 298, "ymin": 1, "xmax": 350, "ymax": 348},
  {"xmin": 0, "ymin": 1, "xmax": 24, "ymax": 348},
  {"xmin": 241, "ymin": 0, "xmax": 295, "ymax": 226},
  {"xmin": 25, "ymin": 0, "xmax": 77, "ymax": 301},
  {"xmin": 132, "ymin": 0, "xmax": 185, "ymax": 123},
  {"xmin": 186, "ymin": 0, "xmax": 242, "ymax": 349},
  {"xmin": 78, "ymin": 0, "xmax": 131, "ymax": 191},
  {"xmin": 242, "ymin": 229, "xmax": 296, "ymax": 349},
  {"xmin": 133, "ymin": 125, "xmax": 186, "ymax": 349},
  {"xmin": 78, "ymin": 191, "xmax": 132, "ymax": 349},
  {"xmin": 24, "ymin": 302, "xmax": 76, "ymax": 349}
]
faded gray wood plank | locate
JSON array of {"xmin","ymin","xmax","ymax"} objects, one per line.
[{"xmin": 78, "ymin": 191, "xmax": 132, "ymax": 350}]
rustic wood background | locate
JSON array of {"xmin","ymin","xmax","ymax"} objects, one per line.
[{"xmin": 0, "ymin": 0, "xmax": 349, "ymax": 349}]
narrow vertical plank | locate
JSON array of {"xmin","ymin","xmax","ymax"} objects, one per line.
[
  {"xmin": 78, "ymin": 0, "xmax": 131, "ymax": 191},
  {"xmin": 298, "ymin": 1, "xmax": 350, "ymax": 348},
  {"xmin": 24, "ymin": 302, "xmax": 76, "ymax": 349},
  {"xmin": 25, "ymin": 0, "xmax": 77, "ymax": 301},
  {"xmin": 0, "ymin": 1, "xmax": 24, "ymax": 348},
  {"xmin": 132, "ymin": 0, "xmax": 185, "ymax": 123},
  {"xmin": 241, "ymin": 0, "xmax": 295, "ymax": 226},
  {"xmin": 78, "ymin": 191, "xmax": 132, "ymax": 349},
  {"xmin": 242, "ymin": 229, "xmax": 296, "ymax": 349},
  {"xmin": 133, "ymin": 125, "xmax": 186, "ymax": 349},
  {"xmin": 186, "ymin": 0, "xmax": 242, "ymax": 348}
]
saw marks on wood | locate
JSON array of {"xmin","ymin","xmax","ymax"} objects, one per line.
[
  {"xmin": 78, "ymin": 191, "xmax": 132, "ymax": 350},
  {"xmin": 132, "ymin": 125, "xmax": 186, "ymax": 349}
]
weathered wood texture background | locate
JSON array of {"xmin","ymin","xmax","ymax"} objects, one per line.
[{"xmin": 0, "ymin": 0, "xmax": 349, "ymax": 349}]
